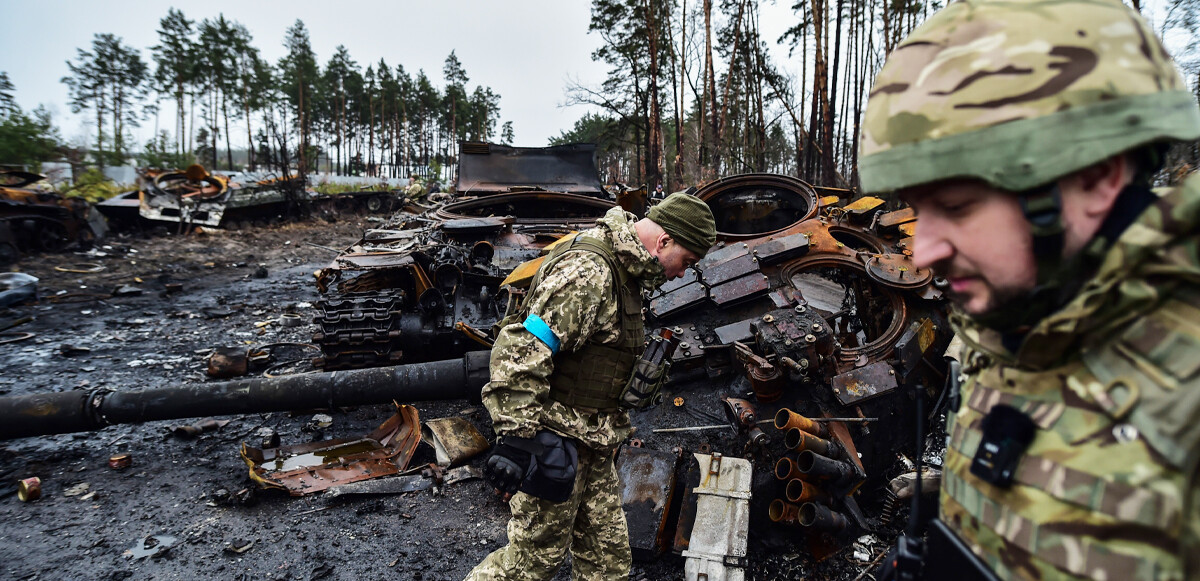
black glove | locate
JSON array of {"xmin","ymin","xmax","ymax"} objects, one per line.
[{"xmin": 483, "ymin": 436, "xmax": 533, "ymax": 495}]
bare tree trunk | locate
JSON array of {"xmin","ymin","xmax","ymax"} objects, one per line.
[
  {"xmin": 826, "ymin": 0, "xmax": 843, "ymax": 179},
  {"xmin": 713, "ymin": 0, "xmax": 748, "ymax": 176},
  {"xmin": 703, "ymin": 0, "xmax": 717, "ymax": 177},
  {"xmin": 222, "ymin": 89, "xmax": 234, "ymax": 170},
  {"xmin": 645, "ymin": 0, "xmax": 664, "ymax": 190}
]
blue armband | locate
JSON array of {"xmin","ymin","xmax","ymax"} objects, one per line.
[{"xmin": 523, "ymin": 314, "xmax": 561, "ymax": 355}]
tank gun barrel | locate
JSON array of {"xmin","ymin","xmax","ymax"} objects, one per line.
[{"xmin": 0, "ymin": 352, "xmax": 490, "ymax": 440}]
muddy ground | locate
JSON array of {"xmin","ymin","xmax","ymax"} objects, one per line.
[{"xmin": 0, "ymin": 216, "xmax": 903, "ymax": 581}]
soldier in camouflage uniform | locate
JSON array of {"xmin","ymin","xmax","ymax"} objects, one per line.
[
  {"xmin": 860, "ymin": 0, "xmax": 1200, "ymax": 579},
  {"xmin": 465, "ymin": 193, "xmax": 716, "ymax": 581},
  {"xmin": 403, "ymin": 175, "xmax": 425, "ymax": 200}
]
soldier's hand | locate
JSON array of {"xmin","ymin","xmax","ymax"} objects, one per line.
[
  {"xmin": 484, "ymin": 453, "xmax": 524, "ymax": 495},
  {"xmin": 483, "ymin": 436, "xmax": 533, "ymax": 495}
]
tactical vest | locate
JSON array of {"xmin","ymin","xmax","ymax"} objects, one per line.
[
  {"xmin": 515, "ymin": 235, "xmax": 645, "ymax": 413},
  {"xmin": 941, "ymin": 310, "xmax": 1199, "ymax": 581}
]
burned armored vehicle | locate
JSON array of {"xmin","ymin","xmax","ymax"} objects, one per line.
[
  {"xmin": 309, "ymin": 165, "xmax": 949, "ymax": 565},
  {"xmin": 454, "ymin": 141, "xmax": 611, "ymax": 199},
  {"xmin": 0, "ymin": 170, "xmax": 107, "ymax": 264},
  {"xmin": 311, "ymin": 141, "xmax": 615, "ymax": 370},
  {"xmin": 96, "ymin": 165, "xmax": 308, "ymax": 229},
  {"xmin": 623, "ymin": 173, "xmax": 948, "ymax": 566}
]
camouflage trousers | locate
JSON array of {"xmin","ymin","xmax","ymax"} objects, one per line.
[{"xmin": 464, "ymin": 444, "xmax": 631, "ymax": 581}]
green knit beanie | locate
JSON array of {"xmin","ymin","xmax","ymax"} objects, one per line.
[{"xmin": 648, "ymin": 192, "xmax": 716, "ymax": 257}]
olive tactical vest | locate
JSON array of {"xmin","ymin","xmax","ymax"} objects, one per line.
[
  {"xmin": 519, "ymin": 235, "xmax": 645, "ymax": 413},
  {"xmin": 942, "ymin": 316, "xmax": 1198, "ymax": 580}
]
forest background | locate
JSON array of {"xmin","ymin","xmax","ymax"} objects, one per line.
[{"xmin": 1, "ymin": 0, "xmax": 1198, "ymax": 193}]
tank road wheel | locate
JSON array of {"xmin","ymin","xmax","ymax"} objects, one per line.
[
  {"xmin": 33, "ymin": 220, "xmax": 69, "ymax": 253},
  {"xmin": 366, "ymin": 195, "xmax": 385, "ymax": 213},
  {"xmin": 0, "ymin": 241, "xmax": 18, "ymax": 266}
]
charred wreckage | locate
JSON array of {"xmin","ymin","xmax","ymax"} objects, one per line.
[{"xmin": 0, "ymin": 142, "xmax": 950, "ymax": 578}]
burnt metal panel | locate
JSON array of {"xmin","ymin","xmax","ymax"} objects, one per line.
[
  {"xmin": 651, "ymin": 281, "xmax": 707, "ymax": 319},
  {"xmin": 655, "ymin": 267, "xmax": 700, "ymax": 294},
  {"xmin": 617, "ymin": 445, "xmax": 680, "ymax": 561},
  {"xmin": 441, "ymin": 217, "xmax": 513, "ymax": 233},
  {"xmin": 752, "ymin": 232, "xmax": 810, "ymax": 265},
  {"xmin": 700, "ymin": 252, "xmax": 760, "ymax": 287},
  {"xmin": 335, "ymin": 253, "xmax": 418, "ymax": 270},
  {"xmin": 697, "ymin": 242, "xmax": 749, "ymax": 269},
  {"xmin": 455, "ymin": 143, "xmax": 605, "ymax": 196},
  {"xmin": 713, "ymin": 318, "xmax": 757, "ymax": 346},
  {"xmin": 709, "ymin": 273, "xmax": 770, "ymax": 307},
  {"xmin": 830, "ymin": 361, "xmax": 900, "ymax": 406},
  {"xmin": 879, "ymin": 208, "xmax": 916, "ymax": 229},
  {"xmin": 894, "ymin": 318, "xmax": 935, "ymax": 382}
]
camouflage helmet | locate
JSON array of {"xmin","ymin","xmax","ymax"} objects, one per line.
[{"xmin": 859, "ymin": 0, "xmax": 1200, "ymax": 194}]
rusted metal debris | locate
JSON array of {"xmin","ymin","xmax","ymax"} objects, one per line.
[
  {"xmin": 0, "ymin": 170, "xmax": 107, "ymax": 264},
  {"xmin": 616, "ymin": 442, "xmax": 681, "ymax": 561},
  {"xmin": 421, "ymin": 417, "xmax": 489, "ymax": 467},
  {"xmin": 97, "ymin": 165, "xmax": 308, "ymax": 229},
  {"xmin": 241, "ymin": 404, "xmax": 423, "ymax": 496}
]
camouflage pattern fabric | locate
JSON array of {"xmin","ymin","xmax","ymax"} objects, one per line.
[
  {"xmin": 465, "ymin": 445, "xmax": 630, "ymax": 581},
  {"xmin": 483, "ymin": 206, "xmax": 663, "ymax": 454},
  {"xmin": 859, "ymin": 0, "xmax": 1200, "ymax": 194},
  {"xmin": 471, "ymin": 207, "xmax": 662, "ymax": 580},
  {"xmin": 404, "ymin": 182, "xmax": 425, "ymax": 200},
  {"xmin": 943, "ymin": 173, "xmax": 1200, "ymax": 580}
]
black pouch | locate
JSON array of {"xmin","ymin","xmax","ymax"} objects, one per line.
[
  {"xmin": 510, "ymin": 430, "xmax": 579, "ymax": 503},
  {"xmin": 969, "ymin": 404, "xmax": 1036, "ymax": 488}
]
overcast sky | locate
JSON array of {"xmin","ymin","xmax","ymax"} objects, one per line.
[
  {"xmin": 2, "ymin": 1, "xmax": 1186, "ymax": 154},
  {"xmin": 0, "ymin": 1, "xmax": 803, "ymax": 150}
]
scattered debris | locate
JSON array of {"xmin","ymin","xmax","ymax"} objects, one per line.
[
  {"xmin": 170, "ymin": 418, "xmax": 231, "ymax": 439},
  {"xmin": 53, "ymin": 263, "xmax": 105, "ymax": 274},
  {"xmin": 110, "ymin": 285, "xmax": 143, "ymax": 297},
  {"xmin": 0, "ymin": 273, "xmax": 38, "ymax": 308},
  {"xmin": 62, "ymin": 483, "xmax": 91, "ymax": 497},
  {"xmin": 108, "ymin": 454, "xmax": 132, "ymax": 470},
  {"xmin": 17, "ymin": 477, "xmax": 41, "ymax": 502},
  {"xmin": 223, "ymin": 539, "xmax": 254, "ymax": 555},
  {"xmin": 420, "ymin": 417, "xmax": 488, "ymax": 467},
  {"xmin": 124, "ymin": 535, "xmax": 177, "ymax": 560},
  {"xmin": 241, "ymin": 404, "xmax": 423, "ymax": 496},
  {"xmin": 58, "ymin": 343, "xmax": 91, "ymax": 356}
]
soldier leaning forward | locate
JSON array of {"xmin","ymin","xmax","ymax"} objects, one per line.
[
  {"xmin": 860, "ymin": 0, "xmax": 1200, "ymax": 579},
  {"xmin": 465, "ymin": 193, "xmax": 716, "ymax": 581}
]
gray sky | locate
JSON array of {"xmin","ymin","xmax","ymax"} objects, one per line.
[
  {"xmin": 2, "ymin": 1, "xmax": 1186, "ymax": 154},
  {"xmin": 0, "ymin": 1, "xmax": 802, "ymax": 150}
]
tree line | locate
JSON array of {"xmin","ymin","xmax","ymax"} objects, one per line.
[
  {"xmin": 55, "ymin": 8, "xmax": 510, "ymax": 179},
  {"xmin": 558, "ymin": 0, "xmax": 1200, "ymax": 192}
]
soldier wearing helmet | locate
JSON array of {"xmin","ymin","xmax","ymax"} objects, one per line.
[
  {"xmin": 861, "ymin": 0, "xmax": 1200, "ymax": 579},
  {"xmin": 465, "ymin": 193, "xmax": 715, "ymax": 580}
]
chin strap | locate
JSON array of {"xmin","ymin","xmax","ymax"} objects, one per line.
[{"xmin": 1019, "ymin": 183, "xmax": 1066, "ymax": 290}]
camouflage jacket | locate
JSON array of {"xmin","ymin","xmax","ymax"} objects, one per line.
[
  {"xmin": 482, "ymin": 207, "xmax": 664, "ymax": 454},
  {"xmin": 944, "ymin": 173, "xmax": 1200, "ymax": 580}
]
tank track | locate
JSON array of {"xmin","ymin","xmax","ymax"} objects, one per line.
[{"xmin": 312, "ymin": 291, "xmax": 405, "ymax": 370}]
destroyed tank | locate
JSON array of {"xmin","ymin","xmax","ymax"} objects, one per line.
[
  {"xmin": 311, "ymin": 141, "xmax": 616, "ymax": 370},
  {"xmin": 0, "ymin": 170, "xmax": 107, "ymax": 265},
  {"xmin": 96, "ymin": 164, "xmax": 309, "ymax": 229}
]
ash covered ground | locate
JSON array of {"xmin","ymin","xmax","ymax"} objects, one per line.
[{"xmin": 0, "ymin": 217, "xmax": 908, "ymax": 581}]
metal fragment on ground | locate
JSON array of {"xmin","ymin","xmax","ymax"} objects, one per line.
[
  {"xmin": 324, "ymin": 465, "xmax": 481, "ymax": 498},
  {"xmin": 616, "ymin": 444, "xmax": 680, "ymax": 561},
  {"xmin": 240, "ymin": 404, "xmax": 422, "ymax": 496},
  {"xmin": 421, "ymin": 417, "xmax": 489, "ymax": 467}
]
